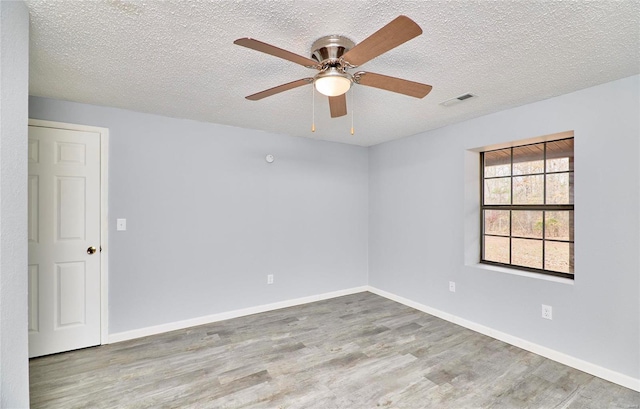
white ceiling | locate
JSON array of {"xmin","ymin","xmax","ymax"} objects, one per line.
[{"xmin": 27, "ymin": 0, "xmax": 640, "ymax": 147}]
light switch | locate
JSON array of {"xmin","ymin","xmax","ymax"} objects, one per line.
[{"xmin": 116, "ymin": 218, "xmax": 127, "ymax": 231}]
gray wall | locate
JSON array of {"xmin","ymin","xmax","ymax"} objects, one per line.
[
  {"xmin": 369, "ymin": 75, "xmax": 640, "ymax": 379},
  {"xmin": 29, "ymin": 98, "xmax": 369, "ymax": 334},
  {"xmin": 0, "ymin": 1, "xmax": 30, "ymax": 407},
  {"xmin": 29, "ymin": 76, "xmax": 639, "ymax": 382}
]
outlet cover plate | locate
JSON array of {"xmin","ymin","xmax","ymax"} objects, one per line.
[
  {"xmin": 542, "ymin": 304, "xmax": 553, "ymax": 320},
  {"xmin": 449, "ymin": 281, "xmax": 456, "ymax": 292}
]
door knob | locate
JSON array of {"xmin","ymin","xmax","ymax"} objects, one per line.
[{"xmin": 87, "ymin": 246, "xmax": 97, "ymax": 255}]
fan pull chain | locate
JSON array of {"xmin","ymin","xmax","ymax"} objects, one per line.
[
  {"xmin": 350, "ymin": 87, "xmax": 355, "ymax": 135},
  {"xmin": 311, "ymin": 85, "xmax": 316, "ymax": 133}
]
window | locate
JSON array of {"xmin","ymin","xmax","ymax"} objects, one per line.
[{"xmin": 481, "ymin": 136, "xmax": 574, "ymax": 279}]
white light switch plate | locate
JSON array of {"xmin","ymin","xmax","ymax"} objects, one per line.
[{"xmin": 116, "ymin": 218, "xmax": 127, "ymax": 231}]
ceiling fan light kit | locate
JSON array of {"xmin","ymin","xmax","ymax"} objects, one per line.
[
  {"xmin": 314, "ymin": 68, "xmax": 352, "ymax": 97},
  {"xmin": 234, "ymin": 15, "xmax": 432, "ymax": 121}
]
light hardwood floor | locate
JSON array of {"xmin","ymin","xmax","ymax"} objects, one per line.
[{"xmin": 30, "ymin": 292, "xmax": 639, "ymax": 408}]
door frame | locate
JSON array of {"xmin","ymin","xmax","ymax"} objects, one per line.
[{"xmin": 28, "ymin": 118, "xmax": 110, "ymax": 345}]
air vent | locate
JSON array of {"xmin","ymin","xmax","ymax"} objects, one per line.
[{"xmin": 440, "ymin": 93, "xmax": 477, "ymax": 107}]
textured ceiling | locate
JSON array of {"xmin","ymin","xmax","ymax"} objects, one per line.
[{"xmin": 27, "ymin": 0, "xmax": 640, "ymax": 147}]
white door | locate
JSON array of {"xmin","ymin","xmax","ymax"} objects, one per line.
[{"xmin": 28, "ymin": 125, "xmax": 102, "ymax": 358}]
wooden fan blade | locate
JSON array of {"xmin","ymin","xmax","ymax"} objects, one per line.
[
  {"xmin": 328, "ymin": 94, "xmax": 347, "ymax": 118},
  {"xmin": 342, "ymin": 16, "xmax": 422, "ymax": 67},
  {"xmin": 356, "ymin": 72, "xmax": 432, "ymax": 98},
  {"xmin": 246, "ymin": 78, "xmax": 313, "ymax": 101},
  {"xmin": 234, "ymin": 38, "xmax": 318, "ymax": 67}
]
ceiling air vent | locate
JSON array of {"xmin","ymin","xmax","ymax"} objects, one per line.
[{"xmin": 440, "ymin": 93, "xmax": 477, "ymax": 107}]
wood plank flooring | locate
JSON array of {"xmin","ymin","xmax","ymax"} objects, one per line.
[{"xmin": 30, "ymin": 292, "xmax": 639, "ymax": 408}]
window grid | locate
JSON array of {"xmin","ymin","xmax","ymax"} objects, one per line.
[
  {"xmin": 542, "ymin": 145, "xmax": 546, "ymax": 268},
  {"xmin": 480, "ymin": 138, "xmax": 574, "ymax": 279}
]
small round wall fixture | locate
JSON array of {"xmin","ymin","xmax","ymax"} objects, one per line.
[{"xmin": 265, "ymin": 154, "xmax": 274, "ymax": 163}]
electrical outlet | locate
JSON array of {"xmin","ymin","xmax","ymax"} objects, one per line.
[
  {"xmin": 449, "ymin": 281, "xmax": 456, "ymax": 292},
  {"xmin": 267, "ymin": 274, "xmax": 274, "ymax": 285},
  {"xmin": 542, "ymin": 304, "xmax": 553, "ymax": 320}
]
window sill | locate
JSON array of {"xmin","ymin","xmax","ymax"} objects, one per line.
[{"xmin": 469, "ymin": 262, "xmax": 575, "ymax": 285}]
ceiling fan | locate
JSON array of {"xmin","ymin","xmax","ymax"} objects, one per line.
[{"xmin": 234, "ymin": 16, "xmax": 432, "ymax": 119}]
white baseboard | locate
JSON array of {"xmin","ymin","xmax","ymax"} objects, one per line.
[
  {"xmin": 366, "ymin": 286, "xmax": 640, "ymax": 392},
  {"xmin": 108, "ymin": 286, "xmax": 368, "ymax": 344}
]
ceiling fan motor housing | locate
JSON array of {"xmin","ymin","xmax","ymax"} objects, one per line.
[{"xmin": 311, "ymin": 35, "xmax": 356, "ymax": 67}]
